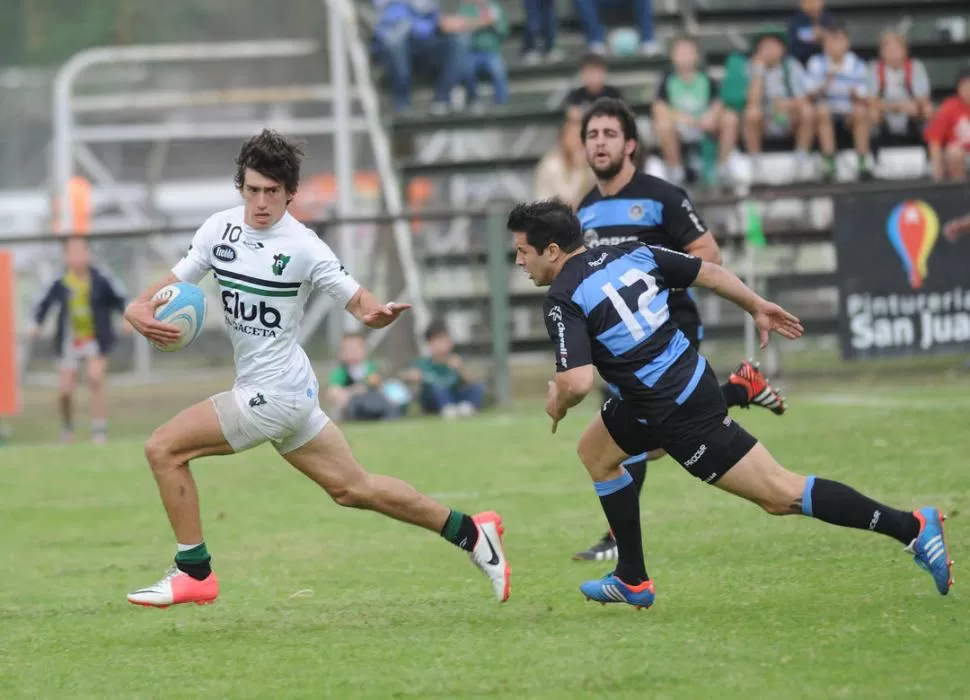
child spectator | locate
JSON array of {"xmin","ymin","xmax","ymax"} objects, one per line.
[
  {"xmin": 326, "ymin": 334, "xmax": 399, "ymax": 421},
  {"xmin": 805, "ymin": 21, "xmax": 873, "ymax": 180},
  {"xmin": 788, "ymin": 0, "xmax": 836, "ymax": 65},
  {"xmin": 563, "ymin": 53, "xmax": 624, "ymax": 122},
  {"xmin": 402, "ymin": 320, "xmax": 486, "ymax": 418},
  {"xmin": 742, "ymin": 25, "xmax": 815, "ymax": 179},
  {"xmin": 458, "ymin": 0, "xmax": 510, "ymax": 111},
  {"xmin": 522, "ymin": 0, "xmax": 562, "ymax": 65},
  {"xmin": 869, "ymin": 31, "xmax": 933, "ymax": 147},
  {"xmin": 534, "ymin": 118, "xmax": 596, "ymax": 208},
  {"xmin": 652, "ymin": 36, "xmax": 734, "ymax": 185},
  {"xmin": 925, "ymin": 68, "xmax": 970, "ymax": 181}
]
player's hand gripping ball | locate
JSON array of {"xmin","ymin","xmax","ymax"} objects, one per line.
[{"xmin": 150, "ymin": 282, "xmax": 207, "ymax": 352}]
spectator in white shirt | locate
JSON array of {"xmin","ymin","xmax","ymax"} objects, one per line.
[
  {"xmin": 806, "ymin": 21, "xmax": 873, "ymax": 180},
  {"xmin": 868, "ymin": 31, "xmax": 934, "ymax": 145}
]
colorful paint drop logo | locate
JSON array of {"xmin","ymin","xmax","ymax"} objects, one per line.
[{"xmin": 886, "ymin": 200, "xmax": 939, "ymax": 290}]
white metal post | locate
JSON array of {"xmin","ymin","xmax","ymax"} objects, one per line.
[{"xmin": 328, "ymin": 0, "xmax": 357, "ymax": 345}]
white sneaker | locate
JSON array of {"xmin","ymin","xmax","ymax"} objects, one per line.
[
  {"xmin": 457, "ymin": 401, "xmax": 477, "ymax": 417},
  {"xmin": 127, "ymin": 564, "xmax": 219, "ymax": 608},
  {"xmin": 469, "ymin": 511, "xmax": 511, "ymax": 602},
  {"xmin": 545, "ymin": 48, "xmax": 566, "ymax": 63},
  {"xmin": 640, "ymin": 40, "xmax": 662, "ymax": 57},
  {"xmin": 442, "ymin": 404, "xmax": 460, "ymax": 420},
  {"xmin": 522, "ymin": 50, "xmax": 542, "ymax": 66}
]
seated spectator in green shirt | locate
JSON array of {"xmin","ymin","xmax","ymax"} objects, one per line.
[
  {"xmin": 327, "ymin": 334, "xmax": 400, "ymax": 421},
  {"xmin": 401, "ymin": 319, "xmax": 486, "ymax": 418},
  {"xmin": 458, "ymin": 0, "xmax": 510, "ymax": 110}
]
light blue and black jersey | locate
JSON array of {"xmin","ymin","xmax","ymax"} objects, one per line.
[
  {"xmin": 576, "ymin": 172, "xmax": 709, "ymax": 334},
  {"xmin": 543, "ymin": 242, "xmax": 708, "ymax": 422}
]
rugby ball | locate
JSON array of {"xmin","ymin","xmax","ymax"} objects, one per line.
[{"xmin": 151, "ymin": 282, "xmax": 207, "ymax": 352}]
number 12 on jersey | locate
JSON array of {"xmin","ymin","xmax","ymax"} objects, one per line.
[{"xmin": 601, "ymin": 269, "xmax": 668, "ymax": 340}]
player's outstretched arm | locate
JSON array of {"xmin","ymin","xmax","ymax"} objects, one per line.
[
  {"xmin": 124, "ymin": 272, "xmax": 183, "ymax": 346},
  {"xmin": 345, "ymin": 287, "xmax": 412, "ymax": 329},
  {"xmin": 693, "ymin": 261, "xmax": 804, "ymax": 348}
]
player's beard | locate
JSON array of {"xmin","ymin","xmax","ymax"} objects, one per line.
[{"xmin": 590, "ymin": 152, "xmax": 626, "ymax": 181}]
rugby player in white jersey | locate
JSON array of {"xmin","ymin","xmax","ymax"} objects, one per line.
[{"xmin": 123, "ymin": 130, "xmax": 510, "ymax": 607}]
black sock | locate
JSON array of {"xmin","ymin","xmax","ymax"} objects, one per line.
[
  {"xmin": 721, "ymin": 382, "xmax": 748, "ymax": 408},
  {"xmin": 439, "ymin": 510, "xmax": 479, "ymax": 552},
  {"xmin": 623, "ymin": 455, "xmax": 649, "ymax": 496},
  {"xmin": 174, "ymin": 557, "xmax": 212, "ymax": 581},
  {"xmin": 800, "ymin": 476, "xmax": 920, "ymax": 545},
  {"xmin": 595, "ymin": 470, "xmax": 648, "ymax": 585}
]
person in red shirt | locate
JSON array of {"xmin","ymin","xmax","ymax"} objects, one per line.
[{"xmin": 925, "ymin": 68, "xmax": 970, "ymax": 181}]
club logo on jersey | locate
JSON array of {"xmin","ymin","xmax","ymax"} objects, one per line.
[
  {"xmin": 249, "ymin": 393, "xmax": 267, "ymax": 408},
  {"xmin": 222, "ymin": 291, "xmax": 282, "ymax": 336},
  {"xmin": 629, "ymin": 204, "xmax": 645, "ymax": 221},
  {"xmin": 212, "ymin": 244, "xmax": 237, "ymax": 263},
  {"xmin": 272, "ymin": 253, "xmax": 291, "ymax": 276}
]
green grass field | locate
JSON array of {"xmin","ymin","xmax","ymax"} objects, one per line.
[{"xmin": 2, "ymin": 380, "xmax": 969, "ymax": 699}]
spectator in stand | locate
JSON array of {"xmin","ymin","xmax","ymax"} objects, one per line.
[
  {"xmin": 522, "ymin": 0, "xmax": 563, "ymax": 65},
  {"xmin": 458, "ymin": 0, "xmax": 510, "ymax": 112},
  {"xmin": 788, "ymin": 0, "xmax": 836, "ymax": 66},
  {"xmin": 572, "ymin": 0, "xmax": 660, "ymax": 57},
  {"xmin": 868, "ymin": 31, "xmax": 934, "ymax": 148},
  {"xmin": 373, "ymin": 0, "xmax": 471, "ymax": 115},
  {"xmin": 742, "ymin": 25, "xmax": 815, "ymax": 180},
  {"xmin": 925, "ymin": 68, "xmax": 970, "ymax": 182},
  {"xmin": 805, "ymin": 21, "xmax": 873, "ymax": 181},
  {"xmin": 534, "ymin": 117, "xmax": 596, "ymax": 208},
  {"xmin": 652, "ymin": 36, "xmax": 736, "ymax": 186},
  {"xmin": 401, "ymin": 320, "xmax": 486, "ymax": 419},
  {"xmin": 564, "ymin": 53, "xmax": 624, "ymax": 122}
]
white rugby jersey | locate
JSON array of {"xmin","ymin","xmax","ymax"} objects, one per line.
[{"xmin": 172, "ymin": 206, "xmax": 360, "ymax": 395}]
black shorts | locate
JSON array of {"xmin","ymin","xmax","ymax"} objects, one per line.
[{"xmin": 601, "ymin": 364, "xmax": 757, "ymax": 483}]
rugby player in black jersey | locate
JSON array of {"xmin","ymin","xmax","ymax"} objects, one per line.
[
  {"xmin": 573, "ymin": 97, "xmax": 787, "ymax": 562},
  {"xmin": 507, "ymin": 198, "xmax": 953, "ymax": 607}
]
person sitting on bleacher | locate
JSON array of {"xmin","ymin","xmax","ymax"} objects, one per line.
[
  {"xmin": 868, "ymin": 31, "xmax": 934, "ymax": 151},
  {"xmin": 457, "ymin": 0, "xmax": 510, "ymax": 112},
  {"xmin": 925, "ymin": 68, "xmax": 970, "ymax": 182},
  {"xmin": 373, "ymin": 0, "xmax": 471, "ymax": 115},
  {"xmin": 572, "ymin": 0, "xmax": 660, "ymax": 57},
  {"xmin": 742, "ymin": 25, "xmax": 815, "ymax": 182},
  {"xmin": 534, "ymin": 117, "xmax": 596, "ymax": 208},
  {"xmin": 652, "ymin": 36, "xmax": 735, "ymax": 186},
  {"xmin": 563, "ymin": 53, "xmax": 624, "ymax": 122},
  {"xmin": 805, "ymin": 20, "xmax": 874, "ymax": 181},
  {"xmin": 788, "ymin": 0, "xmax": 836, "ymax": 66},
  {"xmin": 522, "ymin": 0, "xmax": 563, "ymax": 65}
]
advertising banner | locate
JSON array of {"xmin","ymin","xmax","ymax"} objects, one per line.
[{"xmin": 835, "ymin": 184, "xmax": 970, "ymax": 359}]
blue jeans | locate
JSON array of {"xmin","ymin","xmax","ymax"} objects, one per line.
[
  {"xmin": 464, "ymin": 51, "xmax": 509, "ymax": 105},
  {"xmin": 375, "ymin": 29, "xmax": 469, "ymax": 110},
  {"xmin": 420, "ymin": 382, "xmax": 486, "ymax": 414},
  {"xmin": 572, "ymin": 0, "xmax": 654, "ymax": 44},
  {"xmin": 522, "ymin": 0, "xmax": 557, "ymax": 53}
]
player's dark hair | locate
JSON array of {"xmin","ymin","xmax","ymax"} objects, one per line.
[
  {"xmin": 234, "ymin": 129, "xmax": 305, "ymax": 197},
  {"xmin": 507, "ymin": 199, "xmax": 583, "ymax": 254},
  {"xmin": 580, "ymin": 97, "xmax": 639, "ymax": 144},
  {"xmin": 424, "ymin": 318, "xmax": 449, "ymax": 342}
]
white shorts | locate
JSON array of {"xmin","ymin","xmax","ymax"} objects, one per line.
[
  {"xmin": 210, "ymin": 381, "xmax": 330, "ymax": 456},
  {"xmin": 59, "ymin": 339, "xmax": 99, "ymax": 371}
]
